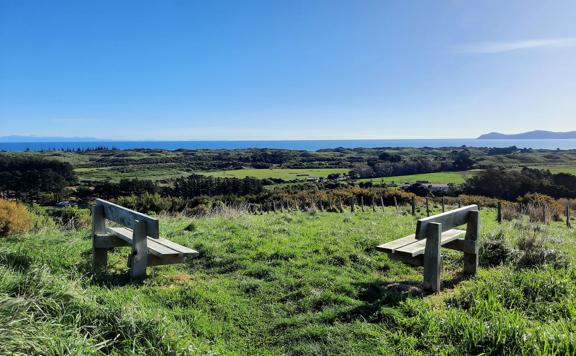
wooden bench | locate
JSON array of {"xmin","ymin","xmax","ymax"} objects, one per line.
[
  {"xmin": 92, "ymin": 198, "xmax": 199, "ymax": 280},
  {"xmin": 377, "ymin": 205, "xmax": 480, "ymax": 292}
]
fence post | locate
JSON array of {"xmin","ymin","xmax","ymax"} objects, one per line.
[
  {"xmin": 350, "ymin": 198, "xmax": 355, "ymax": 213},
  {"xmin": 425, "ymin": 197, "xmax": 430, "ymax": 217},
  {"xmin": 380, "ymin": 196, "xmax": 385, "ymax": 211},
  {"xmin": 394, "ymin": 196, "xmax": 399, "ymax": 214},
  {"xmin": 92, "ymin": 204, "xmax": 108, "ymax": 269},
  {"xmin": 360, "ymin": 196, "xmax": 365, "ymax": 212},
  {"xmin": 542, "ymin": 205, "xmax": 547, "ymax": 224},
  {"xmin": 411, "ymin": 196, "xmax": 416, "ymax": 216},
  {"xmin": 497, "ymin": 202, "xmax": 503, "ymax": 223},
  {"xmin": 567, "ymin": 203, "xmax": 572, "ymax": 228},
  {"xmin": 441, "ymin": 197, "xmax": 445, "ymax": 213},
  {"xmin": 372, "ymin": 198, "xmax": 376, "ymax": 212}
]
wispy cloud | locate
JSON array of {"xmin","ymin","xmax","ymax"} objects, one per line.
[{"xmin": 454, "ymin": 38, "xmax": 576, "ymax": 54}]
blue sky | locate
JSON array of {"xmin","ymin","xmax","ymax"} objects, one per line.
[{"xmin": 1, "ymin": 0, "xmax": 575, "ymax": 140}]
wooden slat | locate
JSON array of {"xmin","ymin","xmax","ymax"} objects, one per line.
[
  {"xmin": 153, "ymin": 237, "xmax": 198, "ymax": 255},
  {"xmin": 107, "ymin": 227, "xmax": 198, "ymax": 257},
  {"xmin": 416, "ymin": 205, "xmax": 477, "ymax": 239},
  {"xmin": 394, "ymin": 229, "xmax": 465, "ymax": 257},
  {"xmin": 96, "ymin": 199, "xmax": 160, "ymax": 238},
  {"xmin": 376, "ymin": 233, "xmax": 419, "ymax": 253}
]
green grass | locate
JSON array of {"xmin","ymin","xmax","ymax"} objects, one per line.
[
  {"xmin": 199, "ymin": 168, "xmax": 350, "ymax": 180},
  {"xmin": 529, "ymin": 165, "xmax": 576, "ymax": 176},
  {"xmin": 357, "ymin": 170, "xmax": 480, "ymax": 185},
  {"xmin": 74, "ymin": 165, "xmax": 191, "ymax": 183},
  {"xmin": 1, "ymin": 208, "xmax": 575, "ymax": 354}
]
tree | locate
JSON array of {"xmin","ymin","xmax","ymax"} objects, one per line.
[{"xmin": 453, "ymin": 150, "xmax": 475, "ymax": 171}]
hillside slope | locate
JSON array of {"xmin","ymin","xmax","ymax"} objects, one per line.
[{"xmin": 1, "ymin": 208, "xmax": 575, "ymax": 354}]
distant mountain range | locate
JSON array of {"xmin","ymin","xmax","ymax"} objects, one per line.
[
  {"xmin": 0, "ymin": 135, "xmax": 110, "ymax": 142},
  {"xmin": 478, "ymin": 130, "xmax": 576, "ymax": 140}
]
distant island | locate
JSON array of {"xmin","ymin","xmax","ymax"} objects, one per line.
[{"xmin": 478, "ymin": 130, "xmax": 576, "ymax": 140}]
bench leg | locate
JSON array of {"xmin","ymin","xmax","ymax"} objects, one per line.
[
  {"xmin": 130, "ymin": 219, "xmax": 148, "ymax": 281},
  {"xmin": 463, "ymin": 210, "xmax": 480, "ymax": 275},
  {"xmin": 423, "ymin": 222, "xmax": 442, "ymax": 292},
  {"xmin": 92, "ymin": 205, "xmax": 108, "ymax": 270},
  {"xmin": 94, "ymin": 248, "xmax": 108, "ymax": 269}
]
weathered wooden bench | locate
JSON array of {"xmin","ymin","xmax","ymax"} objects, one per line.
[
  {"xmin": 377, "ymin": 205, "xmax": 480, "ymax": 292},
  {"xmin": 92, "ymin": 198, "xmax": 199, "ymax": 280}
]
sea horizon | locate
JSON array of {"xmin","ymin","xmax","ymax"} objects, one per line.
[{"xmin": 2, "ymin": 138, "xmax": 576, "ymax": 152}]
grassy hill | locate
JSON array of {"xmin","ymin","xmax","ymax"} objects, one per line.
[
  {"xmin": 356, "ymin": 170, "xmax": 480, "ymax": 185},
  {"xmin": 4, "ymin": 147, "xmax": 576, "ymax": 184},
  {"xmin": 1, "ymin": 208, "xmax": 575, "ymax": 354}
]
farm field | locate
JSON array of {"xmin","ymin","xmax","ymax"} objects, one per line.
[
  {"xmin": 199, "ymin": 168, "xmax": 350, "ymax": 180},
  {"xmin": 74, "ymin": 165, "xmax": 191, "ymax": 183},
  {"xmin": 1, "ymin": 208, "xmax": 575, "ymax": 354},
  {"xmin": 357, "ymin": 170, "xmax": 480, "ymax": 185},
  {"xmin": 530, "ymin": 165, "xmax": 576, "ymax": 176}
]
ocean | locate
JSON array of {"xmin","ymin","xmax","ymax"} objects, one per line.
[{"xmin": 1, "ymin": 139, "xmax": 576, "ymax": 151}]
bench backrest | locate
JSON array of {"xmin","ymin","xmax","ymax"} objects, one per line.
[
  {"xmin": 94, "ymin": 198, "xmax": 160, "ymax": 238},
  {"xmin": 415, "ymin": 204, "xmax": 478, "ymax": 239}
]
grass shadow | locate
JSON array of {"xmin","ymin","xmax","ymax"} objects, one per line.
[
  {"xmin": 77, "ymin": 248, "xmax": 142, "ymax": 287},
  {"xmin": 441, "ymin": 271, "xmax": 473, "ymax": 290},
  {"xmin": 331, "ymin": 272, "xmax": 474, "ymax": 324},
  {"xmin": 329, "ymin": 279, "xmax": 424, "ymax": 324},
  {"xmin": 0, "ymin": 251, "xmax": 33, "ymax": 272}
]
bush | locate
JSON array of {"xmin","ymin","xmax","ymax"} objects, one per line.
[
  {"xmin": 479, "ymin": 231, "xmax": 517, "ymax": 267},
  {"xmin": 519, "ymin": 192, "xmax": 563, "ymax": 222},
  {"xmin": 516, "ymin": 231, "xmax": 569, "ymax": 269},
  {"xmin": 0, "ymin": 199, "xmax": 33, "ymax": 236},
  {"xmin": 113, "ymin": 193, "xmax": 188, "ymax": 214},
  {"xmin": 48, "ymin": 207, "xmax": 90, "ymax": 230},
  {"xmin": 26, "ymin": 204, "xmax": 58, "ymax": 232}
]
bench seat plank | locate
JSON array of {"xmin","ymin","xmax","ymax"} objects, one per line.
[
  {"xmin": 376, "ymin": 233, "xmax": 420, "ymax": 253},
  {"xmin": 107, "ymin": 227, "xmax": 199, "ymax": 258},
  {"xmin": 394, "ymin": 229, "xmax": 465, "ymax": 257},
  {"xmin": 377, "ymin": 229, "xmax": 466, "ymax": 256}
]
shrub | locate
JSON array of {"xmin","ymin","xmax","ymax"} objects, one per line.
[
  {"xmin": 48, "ymin": 207, "xmax": 91, "ymax": 230},
  {"xmin": 189, "ymin": 204, "xmax": 210, "ymax": 217},
  {"xmin": 519, "ymin": 193, "xmax": 563, "ymax": 222},
  {"xmin": 0, "ymin": 199, "xmax": 33, "ymax": 236},
  {"xmin": 516, "ymin": 231, "xmax": 569, "ymax": 269},
  {"xmin": 26, "ymin": 204, "xmax": 58, "ymax": 232},
  {"xmin": 113, "ymin": 193, "xmax": 188, "ymax": 214},
  {"xmin": 479, "ymin": 231, "xmax": 517, "ymax": 267}
]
